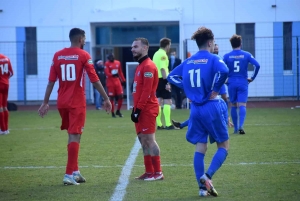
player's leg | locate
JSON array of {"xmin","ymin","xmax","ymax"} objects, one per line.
[
  {"xmin": 94, "ymin": 87, "xmax": 101, "ymax": 110},
  {"xmin": 107, "ymin": 86, "xmax": 116, "ymax": 117},
  {"xmin": 156, "ymin": 96, "xmax": 164, "ymax": 129},
  {"xmin": 163, "ymin": 88, "xmax": 176, "ymax": 129},
  {"xmin": 237, "ymin": 85, "xmax": 248, "ymax": 134},
  {"xmin": 228, "ymin": 84, "xmax": 238, "ymax": 133},
  {"xmin": 115, "ymin": 83, "xmax": 124, "ymax": 117},
  {"xmin": 0, "ymin": 88, "xmax": 5, "ymax": 134}
]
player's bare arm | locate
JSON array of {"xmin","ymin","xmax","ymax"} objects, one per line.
[
  {"xmin": 92, "ymin": 81, "xmax": 112, "ymax": 113},
  {"xmin": 209, "ymin": 91, "xmax": 219, "ymax": 100},
  {"xmin": 160, "ymin": 68, "xmax": 167, "ymax": 79},
  {"xmin": 38, "ymin": 81, "xmax": 55, "ymax": 118}
]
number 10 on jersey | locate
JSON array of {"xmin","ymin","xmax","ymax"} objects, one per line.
[
  {"xmin": 60, "ymin": 64, "xmax": 76, "ymax": 81},
  {"xmin": 188, "ymin": 69, "xmax": 201, "ymax": 87}
]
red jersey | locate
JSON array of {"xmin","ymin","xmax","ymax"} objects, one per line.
[
  {"xmin": 0, "ymin": 54, "xmax": 14, "ymax": 85},
  {"xmin": 104, "ymin": 60, "xmax": 125, "ymax": 86},
  {"xmin": 132, "ymin": 56, "xmax": 159, "ymax": 110},
  {"xmin": 49, "ymin": 47, "xmax": 99, "ymax": 109}
]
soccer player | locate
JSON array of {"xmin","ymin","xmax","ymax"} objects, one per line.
[
  {"xmin": 0, "ymin": 54, "xmax": 14, "ymax": 135},
  {"xmin": 153, "ymin": 38, "xmax": 176, "ymax": 130},
  {"xmin": 104, "ymin": 53, "xmax": 126, "ymax": 118},
  {"xmin": 38, "ymin": 28, "xmax": 111, "ymax": 185},
  {"xmin": 131, "ymin": 37, "xmax": 164, "ymax": 181},
  {"xmin": 167, "ymin": 27, "xmax": 229, "ymax": 197},
  {"xmin": 223, "ymin": 34, "xmax": 260, "ymax": 134}
]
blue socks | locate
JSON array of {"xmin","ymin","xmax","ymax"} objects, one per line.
[
  {"xmin": 181, "ymin": 119, "xmax": 189, "ymax": 129},
  {"xmin": 194, "ymin": 152, "xmax": 205, "ymax": 187},
  {"xmin": 206, "ymin": 148, "xmax": 228, "ymax": 179},
  {"xmin": 231, "ymin": 107, "xmax": 238, "ymax": 132},
  {"xmin": 239, "ymin": 105, "xmax": 246, "ymax": 129}
]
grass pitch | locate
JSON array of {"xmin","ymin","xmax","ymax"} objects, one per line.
[{"xmin": 0, "ymin": 107, "xmax": 299, "ymax": 201}]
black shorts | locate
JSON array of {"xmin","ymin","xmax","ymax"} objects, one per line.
[{"xmin": 156, "ymin": 78, "xmax": 172, "ymax": 99}]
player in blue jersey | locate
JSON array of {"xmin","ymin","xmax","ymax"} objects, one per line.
[
  {"xmin": 223, "ymin": 34, "xmax": 260, "ymax": 134},
  {"xmin": 167, "ymin": 27, "xmax": 229, "ymax": 197}
]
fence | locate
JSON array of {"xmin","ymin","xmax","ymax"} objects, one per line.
[{"xmin": 184, "ymin": 36, "xmax": 300, "ymax": 100}]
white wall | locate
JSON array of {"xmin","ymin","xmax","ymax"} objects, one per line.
[{"xmin": 0, "ymin": 0, "xmax": 299, "ymax": 100}]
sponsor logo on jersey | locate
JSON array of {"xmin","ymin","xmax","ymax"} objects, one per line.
[
  {"xmin": 187, "ymin": 59, "xmax": 208, "ymax": 64},
  {"xmin": 161, "ymin": 56, "xmax": 167, "ymax": 61},
  {"xmin": 88, "ymin": 59, "xmax": 93, "ymax": 64},
  {"xmin": 144, "ymin": 72, "xmax": 153, "ymax": 78},
  {"xmin": 0, "ymin": 58, "xmax": 9, "ymax": 62},
  {"xmin": 58, "ymin": 55, "xmax": 79, "ymax": 60},
  {"xmin": 229, "ymin": 55, "xmax": 244, "ymax": 59}
]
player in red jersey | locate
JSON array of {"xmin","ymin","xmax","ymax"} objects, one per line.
[
  {"xmin": 131, "ymin": 37, "xmax": 164, "ymax": 181},
  {"xmin": 0, "ymin": 54, "xmax": 14, "ymax": 135},
  {"xmin": 38, "ymin": 28, "xmax": 111, "ymax": 185},
  {"xmin": 104, "ymin": 53, "xmax": 126, "ymax": 118}
]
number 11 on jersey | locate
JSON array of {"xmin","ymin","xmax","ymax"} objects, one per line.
[{"xmin": 188, "ymin": 69, "xmax": 201, "ymax": 87}]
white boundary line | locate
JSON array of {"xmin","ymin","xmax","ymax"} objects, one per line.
[
  {"xmin": 109, "ymin": 137, "xmax": 141, "ymax": 201},
  {"xmin": 1, "ymin": 161, "xmax": 299, "ymax": 170}
]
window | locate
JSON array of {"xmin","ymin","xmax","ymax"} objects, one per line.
[
  {"xmin": 283, "ymin": 22, "xmax": 292, "ymax": 71},
  {"xmin": 25, "ymin": 27, "xmax": 37, "ymax": 75},
  {"xmin": 236, "ymin": 23, "xmax": 255, "ymax": 71}
]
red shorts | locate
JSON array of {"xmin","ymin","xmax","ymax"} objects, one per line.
[
  {"xmin": 135, "ymin": 108, "xmax": 158, "ymax": 134},
  {"xmin": 107, "ymin": 83, "xmax": 123, "ymax": 96},
  {"xmin": 58, "ymin": 107, "xmax": 86, "ymax": 134},
  {"xmin": 0, "ymin": 84, "xmax": 8, "ymax": 108}
]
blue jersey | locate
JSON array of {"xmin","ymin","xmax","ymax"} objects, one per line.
[
  {"xmin": 167, "ymin": 50, "xmax": 229, "ymax": 105},
  {"xmin": 223, "ymin": 50, "xmax": 260, "ymax": 81}
]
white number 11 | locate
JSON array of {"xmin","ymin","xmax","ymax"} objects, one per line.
[{"xmin": 188, "ymin": 69, "xmax": 201, "ymax": 87}]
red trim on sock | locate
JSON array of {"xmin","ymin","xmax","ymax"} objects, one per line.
[
  {"xmin": 117, "ymin": 98, "xmax": 123, "ymax": 110},
  {"xmin": 152, "ymin": 156, "xmax": 162, "ymax": 173},
  {"xmin": 66, "ymin": 142, "xmax": 79, "ymax": 175},
  {"xmin": 144, "ymin": 155, "xmax": 154, "ymax": 173}
]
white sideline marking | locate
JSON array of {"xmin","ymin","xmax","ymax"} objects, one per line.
[
  {"xmin": 109, "ymin": 137, "xmax": 141, "ymax": 201},
  {"xmin": 1, "ymin": 161, "xmax": 299, "ymax": 170}
]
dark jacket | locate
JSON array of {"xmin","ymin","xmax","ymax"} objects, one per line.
[
  {"xmin": 95, "ymin": 65, "xmax": 106, "ymax": 87},
  {"xmin": 168, "ymin": 57, "xmax": 182, "ymax": 72}
]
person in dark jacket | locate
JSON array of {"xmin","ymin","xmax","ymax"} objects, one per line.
[
  {"xmin": 168, "ymin": 51, "xmax": 182, "ymax": 109},
  {"xmin": 94, "ymin": 60, "xmax": 106, "ymax": 110}
]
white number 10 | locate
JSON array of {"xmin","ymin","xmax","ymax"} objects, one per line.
[
  {"xmin": 60, "ymin": 64, "xmax": 76, "ymax": 81},
  {"xmin": 188, "ymin": 69, "xmax": 201, "ymax": 87}
]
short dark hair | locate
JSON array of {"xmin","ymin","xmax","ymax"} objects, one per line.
[
  {"xmin": 191, "ymin": 27, "xmax": 214, "ymax": 48},
  {"xmin": 230, "ymin": 34, "xmax": 242, "ymax": 48},
  {"xmin": 69, "ymin": 28, "xmax": 85, "ymax": 42},
  {"xmin": 135, "ymin": 37, "xmax": 149, "ymax": 46},
  {"xmin": 160, "ymin": 38, "xmax": 171, "ymax": 48}
]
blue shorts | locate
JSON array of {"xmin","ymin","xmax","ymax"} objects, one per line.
[
  {"xmin": 186, "ymin": 99, "xmax": 229, "ymax": 144},
  {"xmin": 227, "ymin": 78, "xmax": 248, "ymax": 103}
]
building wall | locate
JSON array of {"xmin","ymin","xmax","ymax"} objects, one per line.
[{"xmin": 0, "ymin": 0, "xmax": 299, "ymax": 101}]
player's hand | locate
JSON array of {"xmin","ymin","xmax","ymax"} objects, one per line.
[
  {"xmin": 38, "ymin": 103, "xmax": 49, "ymax": 118},
  {"xmin": 102, "ymin": 99, "xmax": 112, "ymax": 114},
  {"xmin": 209, "ymin": 91, "xmax": 218, "ymax": 99},
  {"xmin": 165, "ymin": 83, "xmax": 171, "ymax": 92},
  {"xmin": 131, "ymin": 107, "xmax": 141, "ymax": 123},
  {"xmin": 228, "ymin": 117, "xmax": 234, "ymax": 127},
  {"xmin": 112, "ymin": 73, "xmax": 119, "ymax": 77},
  {"xmin": 247, "ymin": 78, "xmax": 253, "ymax": 84}
]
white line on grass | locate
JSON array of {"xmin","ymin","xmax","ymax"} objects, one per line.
[
  {"xmin": 1, "ymin": 161, "xmax": 299, "ymax": 170},
  {"xmin": 109, "ymin": 137, "xmax": 141, "ymax": 201}
]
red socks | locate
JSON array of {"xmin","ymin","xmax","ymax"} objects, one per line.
[
  {"xmin": 117, "ymin": 98, "xmax": 123, "ymax": 110},
  {"xmin": 4, "ymin": 110, "xmax": 8, "ymax": 131},
  {"xmin": 110, "ymin": 100, "xmax": 114, "ymax": 113},
  {"xmin": 152, "ymin": 156, "xmax": 162, "ymax": 173},
  {"xmin": 65, "ymin": 142, "xmax": 80, "ymax": 175},
  {"xmin": 144, "ymin": 155, "xmax": 154, "ymax": 174}
]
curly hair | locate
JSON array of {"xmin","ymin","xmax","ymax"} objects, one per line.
[
  {"xmin": 230, "ymin": 34, "xmax": 242, "ymax": 48},
  {"xmin": 191, "ymin": 27, "xmax": 214, "ymax": 48}
]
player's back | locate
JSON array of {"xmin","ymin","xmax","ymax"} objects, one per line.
[
  {"xmin": 153, "ymin": 49, "xmax": 169, "ymax": 78},
  {"xmin": 51, "ymin": 48, "xmax": 91, "ymax": 108},
  {"xmin": 182, "ymin": 51, "xmax": 226, "ymax": 105},
  {"xmin": 223, "ymin": 50, "xmax": 251, "ymax": 79},
  {"xmin": 0, "ymin": 54, "xmax": 13, "ymax": 85}
]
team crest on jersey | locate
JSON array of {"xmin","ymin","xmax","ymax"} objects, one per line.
[
  {"xmin": 144, "ymin": 72, "xmax": 153, "ymax": 78},
  {"xmin": 88, "ymin": 59, "xmax": 93, "ymax": 64},
  {"xmin": 0, "ymin": 58, "xmax": 8, "ymax": 62},
  {"xmin": 161, "ymin": 56, "xmax": 167, "ymax": 61},
  {"xmin": 229, "ymin": 55, "xmax": 244, "ymax": 59},
  {"xmin": 58, "ymin": 55, "xmax": 79, "ymax": 60},
  {"xmin": 187, "ymin": 59, "xmax": 208, "ymax": 64}
]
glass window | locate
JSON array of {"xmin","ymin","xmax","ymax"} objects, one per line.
[
  {"xmin": 25, "ymin": 27, "xmax": 37, "ymax": 75},
  {"xmin": 283, "ymin": 22, "xmax": 292, "ymax": 71},
  {"xmin": 166, "ymin": 25, "xmax": 179, "ymax": 43},
  {"xmin": 96, "ymin": 27, "xmax": 110, "ymax": 45},
  {"xmin": 236, "ymin": 23, "xmax": 255, "ymax": 71}
]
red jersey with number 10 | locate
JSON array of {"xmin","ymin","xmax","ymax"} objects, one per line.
[
  {"xmin": 49, "ymin": 47, "xmax": 99, "ymax": 109},
  {"xmin": 132, "ymin": 57, "xmax": 159, "ymax": 111},
  {"xmin": 0, "ymin": 54, "xmax": 14, "ymax": 85}
]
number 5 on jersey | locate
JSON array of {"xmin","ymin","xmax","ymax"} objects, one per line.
[
  {"xmin": 60, "ymin": 64, "xmax": 76, "ymax": 81},
  {"xmin": 234, "ymin": 61, "xmax": 240, "ymax": 72},
  {"xmin": 189, "ymin": 69, "xmax": 201, "ymax": 87}
]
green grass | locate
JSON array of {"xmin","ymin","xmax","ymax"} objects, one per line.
[{"xmin": 0, "ymin": 107, "xmax": 299, "ymax": 201}]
